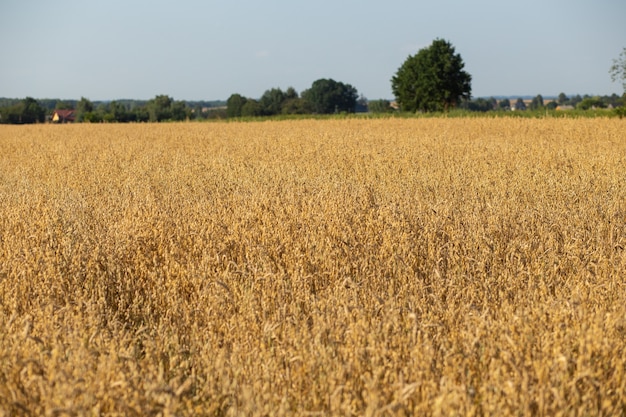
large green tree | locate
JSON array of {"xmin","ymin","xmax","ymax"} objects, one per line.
[
  {"xmin": 22, "ymin": 97, "xmax": 46, "ymax": 123},
  {"xmin": 241, "ymin": 99, "xmax": 262, "ymax": 117},
  {"xmin": 301, "ymin": 78, "xmax": 358, "ymax": 114},
  {"xmin": 576, "ymin": 96, "xmax": 605, "ymax": 110},
  {"xmin": 529, "ymin": 94, "xmax": 544, "ymax": 110},
  {"xmin": 75, "ymin": 97, "xmax": 95, "ymax": 122},
  {"xmin": 170, "ymin": 100, "xmax": 189, "ymax": 121},
  {"xmin": 107, "ymin": 101, "xmax": 129, "ymax": 122},
  {"xmin": 259, "ymin": 88, "xmax": 286, "ymax": 116},
  {"xmin": 0, "ymin": 97, "xmax": 46, "ymax": 124},
  {"xmin": 391, "ymin": 39, "xmax": 471, "ymax": 112},
  {"xmin": 148, "ymin": 95, "xmax": 173, "ymax": 122},
  {"xmin": 226, "ymin": 94, "xmax": 247, "ymax": 118},
  {"xmin": 281, "ymin": 87, "xmax": 311, "ymax": 115}
]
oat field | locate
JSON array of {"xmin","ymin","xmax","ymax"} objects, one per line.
[{"xmin": 0, "ymin": 118, "xmax": 625, "ymax": 416}]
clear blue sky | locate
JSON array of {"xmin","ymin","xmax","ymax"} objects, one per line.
[{"xmin": 1, "ymin": 0, "xmax": 624, "ymax": 101}]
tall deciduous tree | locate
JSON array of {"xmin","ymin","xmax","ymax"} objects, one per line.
[
  {"xmin": 148, "ymin": 95, "xmax": 173, "ymax": 122},
  {"xmin": 281, "ymin": 87, "xmax": 310, "ymax": 115},
  {"xmin": 259, "ymin": 88, "xmax": 286, "ymax": 116},
  {"xmin": 284, "ymin": 87, "xmax": 298, "ymax": 101},
  {"xmin": 241, "ymin": 99, "xmax": 262, "ymax": 117},
  {"xmin": 529, "ymin": 94, "xmax": 544, "ymax": 110},
  {"xmin": 391, "ymin": 39, "xmax": 471, "ymax": 112},
  {"xmin": 76, "ymin": 97, "xmax": 94, "ymax": 122},
  {"xmin": 226, "ymin": 94, "xmax": 247, "ymax": 118},
  {"xmin": 301, "ymin": 78, "xmax": 358, "ymax": 114},
  {"xmin": 20, "ymin": 97, "xmax": 46, "ymax": 123},
  {"xmin": 170, "ymin": 100, "xmax": 189, "ymax": 121}
]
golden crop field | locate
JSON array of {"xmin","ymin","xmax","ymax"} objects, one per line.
[{"xmin": 0, "ymin": 118, "xmax": 625, "ymax": 416}]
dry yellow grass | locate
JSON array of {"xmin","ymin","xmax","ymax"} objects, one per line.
[{"xmin": 0, "ymin": 118, "xmax": 625, "ymax": 416}]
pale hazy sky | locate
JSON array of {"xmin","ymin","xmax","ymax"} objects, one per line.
[{"xmin": 1, "ymin": 0, "xmax": 624, "ymax": 101}]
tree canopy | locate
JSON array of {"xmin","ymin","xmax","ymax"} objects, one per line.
[
  {"xmin": 226, "ymin": 82, "xmax": 357, "ymax": 117},
  {"xmin": 259, "ymin": 88, "xmax": 286, "ymax": 116},
  {"xmin": 0, "ymin": 97, "xmax": 45, "ymax": 124},
  {"xmin": 529, "ymin": 94, "xmax": 544, "ymax": 110},
  {"xmin": 301, "ymin": 78, "xmax": 358, "ymax": 114},
  {"xmin": 226, "ymin": 94, "xmax": 247, "ymax": 118},
  {"xmin": 391, "ymin": 39, "xmax": 471, "ymax": 112}
]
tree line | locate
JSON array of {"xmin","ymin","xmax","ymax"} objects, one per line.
[
  {"xmin": 2, "ymin": 41, "xmax": 623, "ymax": 124},
  {"xmin": 0, "ymin": 96, "xmax": 227, "ymax": 124},
  {"xmin": 0, "ymin": 78, "xmax": 362, "ymax": 124},
  {"xmin": 460, "ymin": 93, "xmax": 624, "ymax": 112},
  {"xmin": 226, "ymin": 79, "xmax": 362, "ymax": 118}
]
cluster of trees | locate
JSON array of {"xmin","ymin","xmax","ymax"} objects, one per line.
[
  {"xmin": 391, "ymin": 39, "xmax": 625, "ymax": 114},
  {"xmin": 226, "ymin": 78, "xmax": 361, "ymax": 117},
  {"xmin": 75, "ymin": 95, "xmax": 191, "ymax": 123},
  {"xmin": 0, "ymin": 96, "xmax": 227, "ymax": 124},
  {"xmin": 457, "ymin": 93, "xmax": 624, "ymax": 113},
  {"xmin": 71, "ymin": 96, "xmax": 228, "ymax": 123},
  {"xmin": 0, "ymin": 78, "xmax": 362, "ymax": 124},
  {"xmin": 0, "ymin": 97, "xmax": 47, "ymax": 124},
  {"xmin": 2, "ymin": 43, "xmax": 623, "ymax": 124}
]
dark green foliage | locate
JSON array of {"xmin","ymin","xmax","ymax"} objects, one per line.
[
  {"xmin": 21, "ymin": 97, "xmax": 46, "ymax": 123},
  {"xmin": 241, "ymin": 99, "xmax": 262, "ymax": 117},
  {"xmin": 0, "ymin": 97, "xmax": 45, "ymax": 124},
  {"xmin": 55, "ymin": 100, "xmax": 74, "ymax": 110},
  {"xmin": 133, "ymin": 105, "xmax": 150, "ymax": 122},
  {"xmin": 148, "ymin": 95, "xmax": 173, "ymax": 122},
  {"xmin": 284, "ymin": 87, "xmax": 298, "ymax": 101},
  {"xmin": 281, "ymin": 98, "xmax": 312, "ymax": 115},
  {"xmin": 170, "ymin": 101, "xmax": 189, "ymax": 121},
  {"xmin": 227, "ymin": 94, "xmax": 247, "ymax": 118},
  {"xmin": 461, "ymin": 97, "xmax": 496, "ymax": 112},
  {"xmin": 107, "ymin": 101, "xmax": 129, "ymax": 122},
  {"xmin": 259, "ymin": 88, "xmax": 286, "ymax": 116},
  {"xmin": 391, "ymin": 38, "xmax": 471, "ymax": 112},
  {"xmin": 569, "ymin": 95, "xmax": 583, "ymax": 107},
  {"xmin": 576, "ymin": 96, "xmax": 605, "ymax": 110},
  {"xmin": 605, "ymin": 93, "xmax": 624, "ymax": 108},
  {"xmin": 529, "ymin": 94, "xmax": 544, "ymax": 110},
  {"xmin": 144, "ymin": 95, "xmax": 188, "ymax": 122},
  {"xmin": 368, "ymin": 99, "xmax": 394, "ymax": 113},
  {"xmin": 227, "ymin": 87, "xmax": 306, "ymax": 117},
  {"xmin": 75, "ymin": 97, "xmax": 94, "ymax": 122},
  {"xmin": 498, "ymin": 98, "xmax": 511, "ymax": 110},
  {"xmin": 546, "ymin": 101, "xmax": 558, "ymax": 110},
  {"xmin": 301, "ymin": 78, "xmax": 358, "ymax": 114}
]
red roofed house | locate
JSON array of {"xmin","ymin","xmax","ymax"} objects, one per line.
[{"xmin": 51, "ymin": 109, "xmax": 76, "ymax": 123}]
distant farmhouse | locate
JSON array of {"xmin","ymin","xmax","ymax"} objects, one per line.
[{"xmin": 51, "ymin": 109, "xmax": 76, "ymax": 123}]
